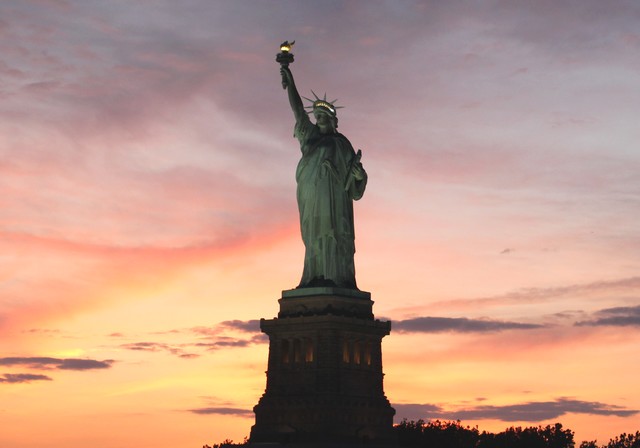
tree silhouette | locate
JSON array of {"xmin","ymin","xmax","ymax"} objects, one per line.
[
  {"xmin": 202, "ymin": 437, "xmax": 248, "ymax": 448},
  {"xmin": 603, "ymin": 431, "xmax": 640, "ymax": 448},
  {"xmin": 580, "ymin": 442, "xmax": 599, "ymax": 448},
  {"xmin": 395, "ymin": 419, "xmax": 575, "ymax": 448},
  {"xmin": 579, "ymin": 431, "xmax": 640, "ymax": 448},
  {"xmin": 203, "ymin": 424, "xmax": 640, "ymax": 447},
  {"xmin": 476, "ymin": 423, "xmax": 575, "ymax": 448},
  {"xmin": 395, "ymin": 419, "xmax": 480, "ymax": 448}
]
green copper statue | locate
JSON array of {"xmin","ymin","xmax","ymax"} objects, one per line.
[{"xmin": 278, "ymin": 45, "xmax": 367, "ymax": 290}]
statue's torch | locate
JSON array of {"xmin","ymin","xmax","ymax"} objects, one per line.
[{"xmin": 276, "ymin": 40, "xmax": 295, "ymax": 89}]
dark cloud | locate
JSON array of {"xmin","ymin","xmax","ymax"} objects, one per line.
[
  {"xmin": 394, "ymin": 317, "xmax": 543, "ymax": 334},
  {"xmin": 0, "ymin": 373, "xmax": 53, "ymax": 384},
  {"xmin": 0, "ymin": 357, "xmax": 114, "ymax": 370},
  {"xmin": 191, "ymin": 319, "xmax": 261, "ymax": 337},
  {"xmin": 576, "ymin": 305, "xmax": 640, "ymax": 327},
  {"xmin": 188, "ymin": 407, "xmax": 253, "ymax": 418},
  {"xmin": 251, "ymin": 334, "xmax": 268, "ymax": 344},
  {"xmin": 391, "ymin": 403, "xmax": 445, "ymax": 418},
  {"xmin": 218, "ymin": 319, "xmax": 261, "ymax": 333},
  {"xmin": 205, "ymin": 340, "xmax": 252, "ymax": 348},
  {"xmin": 394, "ymin": 398, "xmax": 639, "ymax": 423},
  {"xmin": 58, "ymin": 359, "xmax": 114, "ymax": 370},
  {"xmin": 193, "ymin": 334, "xmax": 267, "ymax": 351},
  {"xmin": 121, "ymin": 342, "xmax": 170, "ymax": 352}
]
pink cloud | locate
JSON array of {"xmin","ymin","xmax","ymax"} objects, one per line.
[
  {"xmin": 426, "ymin": 277, "xmax": 640, "ymax": 313},
  {"xmin": 0, "ymin": 3, "xmax": 638, "ymax": 447},
  {"xmin": 0, "ymin": 223, "xmax": 296, "ymax": 335}
]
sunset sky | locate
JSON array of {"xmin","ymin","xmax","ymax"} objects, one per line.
[{"xmin": 1, "ymin": 1, "xmax": 640, "ymax": 447}]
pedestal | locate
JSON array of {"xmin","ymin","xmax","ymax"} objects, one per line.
[{"xmin": 250, "ymin": 288, "xmax": 395, "ymax": 446}]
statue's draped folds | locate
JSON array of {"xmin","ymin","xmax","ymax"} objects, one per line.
[{"xmin": 294, "ymin": 114, "xmax": 367, "ymax": 289}]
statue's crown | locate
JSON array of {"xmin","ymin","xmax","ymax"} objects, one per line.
[{"xmin": 303, "ymin": 90, "xmax": 343, "ymax": 117}]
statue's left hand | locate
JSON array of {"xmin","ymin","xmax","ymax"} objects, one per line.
[{"xmin": 351, "ymin": 162, "xmax": 365, "ymax": 181}]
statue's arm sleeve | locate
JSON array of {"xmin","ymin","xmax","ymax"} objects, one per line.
[
  {"xmin": 350, "ymin": 170, "xmax": 367, "ymax": 201},
  {"xmin": 293, "ymin": 115, "xmax": 316, "ymax": 154},
  {"xmin": 348, "ymin": 150, "xmax": 367, "ymax": 200}
]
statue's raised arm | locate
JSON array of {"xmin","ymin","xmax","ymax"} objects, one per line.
[
  {"xmin": 276, "ymin": 42, "xmax": 367, "ymax": 291},
  {"xmin": 280, "ymin": 66, "xmax": 306, "ymax": 124}
]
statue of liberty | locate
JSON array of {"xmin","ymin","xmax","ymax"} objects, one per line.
[{"xmin": 279, "ymin": 52, "xmax": 367, "ymax": 290}]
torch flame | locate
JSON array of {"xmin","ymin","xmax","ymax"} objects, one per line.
[{"xmin": 280, "ymin": 40, "xmax": 295, "ymax": 53}]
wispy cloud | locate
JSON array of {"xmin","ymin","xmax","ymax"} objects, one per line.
[
  {"xmin": 427, "ymin": 277, "xmax": 640, "ymax": 311},
  {"xmin": 188, "ymin": 407, "xmax": 253, "ymax": 418},
  {"xmin": 22, "ymin": 328, "xmax": 61, "ymax": 335},
  {"xmin": 0, "ymin": 373, "xmax": 53, "ymax": 384},
  {"xmin": 117, "ymin": 319, "xmax": 267, "ymax": 359},
  {"xmin": 394, "ymin": 317, "xmax": 543, "ymax": 334},
  {"xmin": 119, "ymin": 342, "xmax": 199, "ymax": 359},
  {"xmin": 0, "ymin": 357, "xmax": 114, "ymax": 370},
  {"xmin": 394, "ymin": 398, "xmax": 639, "ymax": 423},
  {"xmin": 189, "ymin": 320, "xmax": 267, "ymax": 349}
]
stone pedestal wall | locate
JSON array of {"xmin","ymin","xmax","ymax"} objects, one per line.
[{"xmin": 250, "ymin": 288, "xmax": 395, "ymax": 446}]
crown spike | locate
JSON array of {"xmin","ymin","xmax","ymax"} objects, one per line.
[{"xmin": 303, "ymin": 90, "xmax": 344, "ymax": 117}]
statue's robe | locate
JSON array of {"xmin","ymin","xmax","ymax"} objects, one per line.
[{"xmin": 294, "ymin": 114, "xmax": 367, "ymax": 289}]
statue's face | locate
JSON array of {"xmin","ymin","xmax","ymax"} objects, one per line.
[{"xmin": 314, "ymin": 110, "xmax": 335, "ymax": 134}]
